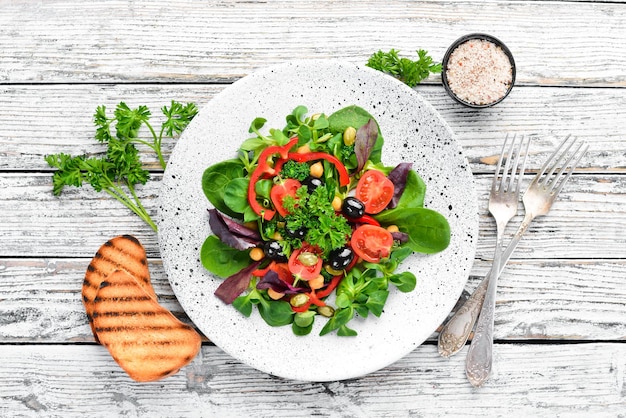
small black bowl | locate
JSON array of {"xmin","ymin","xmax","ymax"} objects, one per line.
[{"xmin": 441, "ymin": 33, "xmax": 516, "ymax": 108}]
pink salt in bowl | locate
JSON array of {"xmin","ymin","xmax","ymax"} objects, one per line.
[{"xmin": 442, "ymin": 33, "xmax": 516, "ymax": 108}]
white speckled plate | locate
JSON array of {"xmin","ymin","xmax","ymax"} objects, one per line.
[{"xmin": 157, "ymin": 61, "xmax": 478, "ymax": 382}]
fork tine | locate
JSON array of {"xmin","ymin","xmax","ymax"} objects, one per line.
[
  {"xmin": 533, "ymin": 134, "xmax": 572, "ymax": 185},
  {"xmin": 549, "ymin": 141, "xmax": 588, "ymax": 195},
  {"xmin": 493, "ymin": 134, "xmax": 511, "ymax": 192},
  {"xmin": 544, "ymin": 135, "xmax": 577, "ymax": 181},
  {"xmin": 514, "ymin": 135, "xmax": 531, "ymax": 195},
  {"xmin": 499, "ymin": 134, "xmax": 517, "ymax": 192},
  {"xmin": 547, "ymin": 138, "xmax": 581, "ymax": 190},
  {"xmin": 506, "ymin": 135, "xmax": 527, "ymax": 193},
  {"xmin": 499, "ymin": 134, "xmax": 516, "ymax": 192}
]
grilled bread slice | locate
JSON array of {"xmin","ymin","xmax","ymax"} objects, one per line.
[
  {"xmin": 82, "ymin": 235, "xmax": 156, "ymax": 341},
  {"xmin": 93, "ymin": 269, "xmax": 201, "ymax": 382}
]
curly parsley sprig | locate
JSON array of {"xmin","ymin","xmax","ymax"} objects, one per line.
[
  {"xmin": 282, "ymin": 186, "xmax": 351, "ymax": 258},
  {"xmin": 45, "ymin": 100, "xmax": 198, "ymax": 231},
  {"xmin": 366, "ymin": 49, "xmax": 442, "ymax": 87}
]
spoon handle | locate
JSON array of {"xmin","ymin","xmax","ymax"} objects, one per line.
[
  {"xmin": 437, "ymin": 213, "xmax": 534, "ymax": 357},
  {"xmin": 437, "ymin": 276, "xmax": 488, "ymax": 357}
]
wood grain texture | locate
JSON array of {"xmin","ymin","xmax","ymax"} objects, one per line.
[
  {"xmin": 1, "ymin": 257, "xmax": 624, "ymax": 343},
  {"xmin": 1, "ymin": 84, "xmax": 624, "ymax": 172},
  {"xmin": 1, "ymin": 173, "xmax": 623, "ymax": 259},
  {"xmin": 0, "ymin": 343, "xmax": 624, "ymax": 416},
  {"xmin": 1, "ymin": 1, "xmax": 626, "ymax": 86}
]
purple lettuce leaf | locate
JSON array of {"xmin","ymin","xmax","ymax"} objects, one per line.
[
  {"xmin": 219, "ymin": 210, "xmax": 262, "ymax": 240},
  {"xmin": 354, "ymin": 119, "xmax": 378, "ymax": 173},
  {"xmin": 214, "ymin": 260, "xmax": 262, "ymax": 304},
  {"xmin": 256, "ymin": 270, "xmax": 306, "ymax": 295},
  {"xmin": 208, "ymin": 209, "xmax": 261, "ymax": 250},
  {"xmin": 387, "ymin": 162, "xmax": 413, "ymax": 209}
]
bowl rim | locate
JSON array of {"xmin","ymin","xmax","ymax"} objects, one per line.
[{"xmin": 441, "ymin": 33, "xmax": 516, "ymax": 108}]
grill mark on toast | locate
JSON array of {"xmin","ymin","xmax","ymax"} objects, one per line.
[
  {"xmin": 92, "ymin": 310, "xmax": 163, "ymax": 318},
  {"xmin": 114, "ymin": 339, "xmax": 192, "ymax": 347},
  {"xmin": 90, "ymin": 251, "xmax": 147, "ymax": 280},
  {"xmin": 121, "ymin": 234, "xmax": 141, "ymax": 246},
  {"xmin": 95, "ymin": 325, "xmax": 184, "ymax": 333},
  {"xmin": 94, "ymin": 295, "xmax": 153, "ymax": 303},
  {"xmin": 84, "ymin": 264, "xmax": 150, "ymax": 290}
]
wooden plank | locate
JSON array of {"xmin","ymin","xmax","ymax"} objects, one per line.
[
  {"xmin": 0, "ymin": 173, "xmax": 623, "ymax": 259},
  {"xmin": 1, "ymin": 257, "xmax": 625, "ymax": 343},
  {"xmin": 0, "ymin": 343, "xmax": 624, "ymax": 416},
  {"xmin": 1, "ymin": 84, "xmax": 624, "ymax": 172},
  {"xmin": 0, "ymin": 84, "xmax": 221, "ymax": 170},
  {"xmin": 0, "ymin": 258, "xmax": 197, "ymax": 343},
  {"xmin": 0, "ymin": 1, "xmax": 625, "ymax": 86}
]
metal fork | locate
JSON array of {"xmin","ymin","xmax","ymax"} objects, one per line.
[
  {"xmin": 438, "ymin": 134, "xmax": 529, "ymax": 358},
  {"xmin": 465, "ymin": 135, "xmax": 589, "ymax": 387}
]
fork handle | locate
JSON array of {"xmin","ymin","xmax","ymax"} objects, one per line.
[
  {"xmin": 465, "ymin": 252, "xmax": 501, "ymax": 386},
  {"xmin": 437, "ymin": 212, "xmax": 535, "ymax": 358}
]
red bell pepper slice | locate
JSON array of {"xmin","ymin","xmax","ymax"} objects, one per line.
[
  {"xmin": 248, "ymin": 169, "xmax": 276, "ymax": 221},
  {"xmin": 252, "ymin": 261, "xmax": 276, "ymax": 277},
  {"xmin": 290, "ymin": 289, "xmax": 325, "ymax": 313},
  {"xmin": 291, "ymin": 300, "xmax": 312, "ymax": 313},
  {"xmin": 248, "ymin": 137, "xmax": 299, "ymax": 220},
  {"xmin": 306, "ymin": 289, "xmax": 326, "ymax": 307},
  {"xmin": 267, "ymin": 158, "xmax": 287, "ymax": 179},
  {"xmin": 316, "ymin": 274, "xmax": 343, "ymax": 298},
  {"xmin": 287, "ymin": 152, "xmax": 350, "ymax": 187},
  {"xmin": 352, "ymin": 214, "xmax": 381, "ymax": 226}
]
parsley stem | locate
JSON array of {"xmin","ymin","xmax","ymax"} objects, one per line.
[
  {"xmin": 104, "ymin": 183, "xmax": 158, "ymax": 232},
  {"xmin": 127, "ymin": 182, "xmax": 153, "ymax": 227},
  {"xmin": 144, "ymin": 121, "xmax": 166, "ymax": 169},
  {"xmin": 130, "ymin": 135, "xmax": 166, "ymax": 169}
]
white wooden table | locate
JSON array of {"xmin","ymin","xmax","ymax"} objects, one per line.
[{"xmin": 1, "ymin": 1, "xmax": 625, "ymax": 416}]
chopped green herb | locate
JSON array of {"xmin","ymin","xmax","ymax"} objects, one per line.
[
  {"xmin": 283, "ymin": 186, "xmax": 351, "ymax": 257},
  {"xmin": 280, "ymin": 160, "xmax": 311, "ymax": 181}
]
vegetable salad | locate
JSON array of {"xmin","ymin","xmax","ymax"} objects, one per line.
[{"xmin": 200, "ymin": 105, "xmax": 450, "ymax": 336}]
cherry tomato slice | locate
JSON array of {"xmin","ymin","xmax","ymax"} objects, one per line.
[
  {"xmin": 288, "ymin": 246, "xmax": 323, "ymax": 280},
  {"xmin": 270, "ymin": 178, "xmax": 301, "ymax": 216},
  {"xmin": 350, "ymin": 224, "xmax": 393, "ymax": 263},
  {"xmin": 270, "ymin": 262, "xmax": 295, "ymax": 285},
  {"xmin": 355, "ymin": 170, "xmax": 395, "ymax": 214}
]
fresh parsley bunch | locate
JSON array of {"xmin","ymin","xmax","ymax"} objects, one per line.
[
  {"xmin": 366, "ymin": 49, "xmax": 442, "ymax": 87},
  {"xmin": 282, "ymin": 185, "xmax": 352, "ymax": 258},
  {"xmin": 45, "ymin": 100, "xmax": 198, "ymax": 231}
]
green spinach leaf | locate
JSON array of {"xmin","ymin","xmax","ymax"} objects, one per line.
[
  {"xmin": 224, "ymin": 177, "xmax": 250, "ymax": 214},
  {"xmin": 375, "ymin": 207, "xmax": 451, "ymax": 254},
  {"xmin": 394, "ymin": 169, "xmax": 426, "ymax": 209},
  {"xmin": 201, "ymin": 159, "xmax": 246, "ymax": 219},
  {"xmin": 258, "ymin": 299, "xmax": 294, "ymax": 327},
  {"xmin": 200, "ymin": 235, "xmax": 251, "ymax": 278},
  {"xmin": 389, "ymin": 271, "xmax": 417, "ymax": 292}
]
